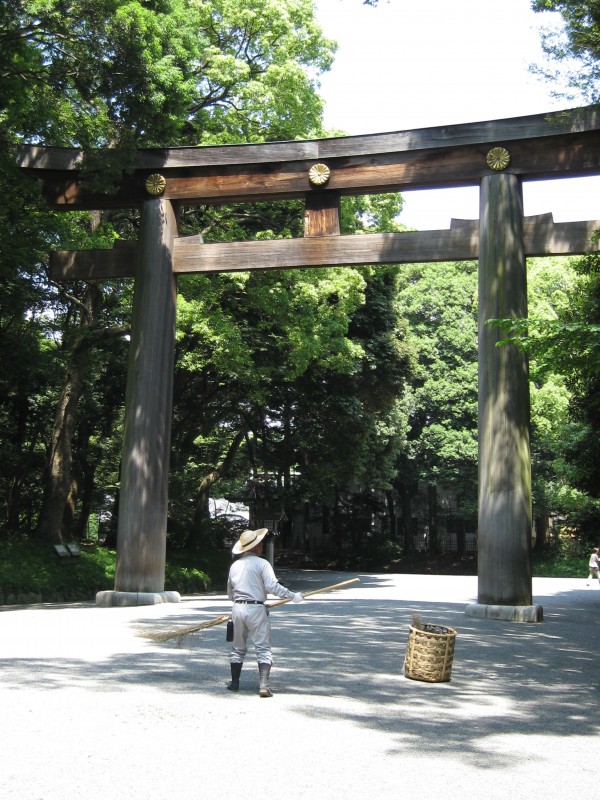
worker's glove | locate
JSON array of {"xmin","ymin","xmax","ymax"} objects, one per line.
[{"xmin": 292, "ymin": 592, "xmax": 304, "ymax": 603}]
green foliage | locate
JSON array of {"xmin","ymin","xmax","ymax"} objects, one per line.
[
  {"xmin": 532, "ymin": 0, "xmax": 600, "ymax": 101},
  {"xmin": 532, "ymin": 531, "xmax": 591, "ymax": 576},
  {"xmin": 171, "ymin": 258, "xmax": 416, "ymax": 526},
  {"xmin": 0, "ymin": 539, "xmax": 218, "ymax": 601},
  {"xmin": 176, "ymin": 265, "xmax": 367, "ymax": 387},
  {"xmin": 395, "ymin": 260, "xmax": 479, "ymax": 514},
  {"xmin": 489, "ymin": 255, "xmax": 600, "ymax": 534},
  {"xmin": 488, "ymin": 316, "xmax": 600, "ymax": 378},
  {"xmin": 1, "ymin": 0, "xmax": 415, "ymax": 552},
  {"xmin": 290, "ymin": 263, "xmax": 415, "ymax": 500},
  {"xmin": 167, "ymin": 188, "xmax": 416, "ymax": 541},
  {"xmin": 1, "ymin": 0, "xmax": 336, "ymax": 151},
  {"xmin": 165, "ymin": 547, "xmax": 229, "ymax": 592},
  {"xmin": 0, "ymin": 540, "xmax": 116, "ymax": 601}
]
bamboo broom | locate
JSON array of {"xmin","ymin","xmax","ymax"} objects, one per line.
[{"xmin": 144, "ymin": 577, "xmax": 360, "ymax": 644}]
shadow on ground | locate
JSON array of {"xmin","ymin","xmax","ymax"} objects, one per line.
[{"xmin": 2, "ymin": 571, "xmax": 599, "ymax": 771}]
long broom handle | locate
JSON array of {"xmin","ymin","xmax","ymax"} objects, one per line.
[
  {"xmin": 266, "ymin": 576, "xmax": 360, "ymax": 609},
  {"xmin": 204, "ymin": 578, "xmax": 359, "ymax": 624},
  {"xmin": 145, "ymin": 577, "xmax": 360, "ymax": 642}
]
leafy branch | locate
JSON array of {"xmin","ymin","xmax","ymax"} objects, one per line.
[{"xmin": 486, "ymin": 317, "xmax": 600, "ymax": 377}]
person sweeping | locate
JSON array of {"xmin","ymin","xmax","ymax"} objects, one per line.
[{"xmin": 226, "ymin": 528, "xmax": 304, "ymax": 697}]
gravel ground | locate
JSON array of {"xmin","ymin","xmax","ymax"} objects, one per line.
[{"xmin": 1, "ymin": 571, "xmax": 599, "ymax": 800}]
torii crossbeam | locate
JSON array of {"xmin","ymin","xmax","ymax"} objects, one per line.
[{"xmin": 17, "ymin": 106, "xmax": 600, "ymax": 614}]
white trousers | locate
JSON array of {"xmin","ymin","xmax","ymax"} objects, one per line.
[{"xmin": 230, "ymin": 603, "xmax": 273, "ymax": 665}]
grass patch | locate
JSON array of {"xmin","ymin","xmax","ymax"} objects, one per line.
[
  {"xmin": 165, "ymin": 547, "xmax": 230, "ymax": 594},
  {"xmin": 0, "ymin": 540, "xmax": 229, "ymax": 604},
  {"xmin": 532, "ymin": 538, "xmax": 590, "ymax": 578},
  {"xmin": 0, "ymin": 539, "xmax": 116, "ymax": 603}
]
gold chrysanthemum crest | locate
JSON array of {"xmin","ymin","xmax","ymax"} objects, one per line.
[
  {"xmin": 145, "ymin": 173, "xmax": 167, "ymax": 195},
  {"xmin": 308, "ymin": 163, "xmax": 331, "ymax": 186},
  {"xmin": 486, "ymin": 147, "xmax": 511, "ymax": 171}
]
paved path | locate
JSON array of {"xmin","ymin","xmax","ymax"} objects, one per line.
[{"xmin": 1, "ymin": 572, "xmax": 599, "ymax": 800}]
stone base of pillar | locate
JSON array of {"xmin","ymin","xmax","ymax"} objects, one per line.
[
  {"xmin": 465, "ymin": 603, "xmax": 543, "ymax": 622},
  {"xmin": 96, "ymin": 590, "xmax": 181, "ymax": 607}
]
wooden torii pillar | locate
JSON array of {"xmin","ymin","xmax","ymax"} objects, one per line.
[
  {"xmin": 111, "ymin": 197, "xmax": 179, "ymax": 604},
  {"xmin": 17, "ymin": 106, "xmax": 600, "ymax": 612},
  {"xmin": 477, "ymin": 173, "xmax": 533, "ymax": 616}
]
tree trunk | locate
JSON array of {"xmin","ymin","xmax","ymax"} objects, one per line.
[
  {"xmin": 36, "ymin": 329, "xmax": 90, "ymax": 544},
  {"xmin": 190, "ymin": 427, "xmax": 246, "ymax": 542},
  {"xmin": 386, "ymin": 489, "xmax": 396, "ymax": 541},
  {"xmin": 280, "ymin": 400, "xmax": 293, "ymax": 548},
  {"xmin": 6, "ymin": 477, "xmax": 22, "ymax": 536},
  {"xmin": 246, "ymin": 429, "xmax": 261, "ymax": 505},
  {"xmin": 322, "ymin": 504, "xmax": 330, "ymax": 541},
  {"xmin": 73, "ymin": 434, "xmax": 97, "ymax": 541},
  {"xmin": 400, "ymin": 484, "xmax": 414, "ymax": 555},
  {"xmin": 428, "ymin": 483, "xmax": 439, "ymax": 555},
  {"xmin": 4, "ymin": 386, "xmax": 32, "ymax": 536},
  {"xmin": 534, "ymin": 510, "xmax": 549, "ymax": 552},
  {"xmin": 260, "ymin": 416, "xmax": 272, "ymax": 510},
  {"xmin": 350, "ymin": 494, "xmax": 360, "ymax": 552},
  {"xmin": 36, "ymin": 282, "xmax": 128, "ymax": 545},
  {"xmin": 62, "ymin": 478, "xmax": 78, "ymax": 542},
  {"xmin": 332, "ymin": 489, "xmax": 342, "ymax": 549},
  {"xmin": 280, "ymin": 466, "xmax": 293, "ymax": 549},
  {"xmin": 302, "ymin": 500, "xmax": 311, "ymax": 553},
  {"xmin": 456, "ymin": 514, "xmax": 466, "ymax": 556}
]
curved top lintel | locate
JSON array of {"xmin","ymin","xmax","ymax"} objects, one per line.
[{"xmin": 15, "ymin": 106, "xmax": 600, "ymax": 173}]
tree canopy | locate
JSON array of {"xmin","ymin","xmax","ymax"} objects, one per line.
[
  {"xmin": 532, "ymin": 0, "xmax": 600, "ymax": 101},
  {"xmin": 1, "ymin": 0, "xmax": 336, "ymax": 150}
]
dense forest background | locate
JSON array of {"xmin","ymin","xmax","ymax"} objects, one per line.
[{"xmin": 1, "ymin": 0, "xmax": 600, "ymax": 569}]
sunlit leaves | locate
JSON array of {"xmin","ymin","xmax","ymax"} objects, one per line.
[
  {"xmin": 531, "ymin": 0, "xmax": 600, "ymax": 101},
  {"xmin": 1, "ymin": 0, "xmax": 336, "ymax": 149},
  {"xmin": 395, "ymin": 260, "xmax": 479, "ymax": 506}
]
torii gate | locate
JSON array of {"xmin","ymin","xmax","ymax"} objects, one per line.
[{"xmin": 17, "ymin": 106, "xmax": 600, "ymax": 617}]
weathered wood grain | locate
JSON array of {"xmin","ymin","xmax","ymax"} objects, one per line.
[
  {"xmin": 15, "ymin": 106, "xmax": 600, "ymax": 171},
  {"xmin": 30, "ymin": 131, "xmax": 600, "ymax": 209},
  {"xmin": 304, "ymin": 191, "xmax": 341, "ymax": 237},
  {"xmin": 16, "ymin": 107, "xmax": 600, "ymax": 209},
  {"xmin": 478, "ymin": 173, "xmax": 532, "ymax": 606},
  {"xmin": 114, "ymin": 198, "xmax": 177, "ymax": 593}
]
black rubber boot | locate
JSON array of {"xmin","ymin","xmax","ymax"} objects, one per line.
[
  {"xmin": 258, "ymin": 662, "xmax": 272, "ymax": 697},
  {"xmin": 227, "ymin": 661, "xmax": 242, "ymax": 691}
]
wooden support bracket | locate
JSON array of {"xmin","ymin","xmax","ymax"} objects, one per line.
[{"xmin": 304, "ymin": 191, "xmax": 341, "ymax": 237}]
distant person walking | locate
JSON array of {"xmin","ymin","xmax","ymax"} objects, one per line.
[
  {"xmin": 587, "ymin": 547, "xmax": 600, "ymax": 587},
  {"xmin": 226, "ymin": 528, "xmax": 304, "ymax": 697}
]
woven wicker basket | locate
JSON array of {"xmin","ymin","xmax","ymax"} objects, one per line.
[{"xmin": 404, "ymin": 623, "xmax": 456, "ymax": 683}]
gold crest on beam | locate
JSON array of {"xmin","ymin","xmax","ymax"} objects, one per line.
[
  {"xmin": 308, "ymin": 163, "xmax": 331, "ymax": 186},
  {"xmin": 485, "ymin": 147, "xmax": 511, "ymax": 171},
  {"xmin": 145, "ymin": 173, "xmax": 167, "ymax": 195}
]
